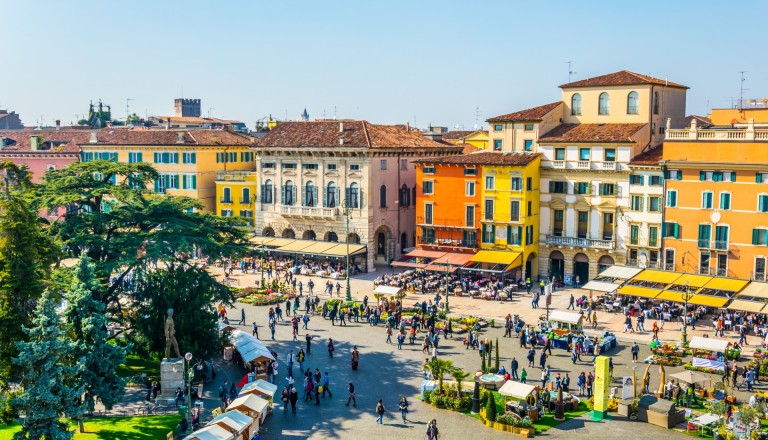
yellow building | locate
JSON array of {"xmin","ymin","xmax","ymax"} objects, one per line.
[
  {"xmin": 78, "ymin": 128, "xmax": 254, "ymax": 213},
  {"xmin": 440, "ymin": 130, "xmax": 489, "ymax": 150},
  {"xmin": 707, "ymin": 107, "xmax": 768, "ymax": 125},
  {"xmin": 215, "ymin": 171, "xmax": 258, "ymax": 225},
  {"xmin": 487, "ymin": 102, "xmax": 562, "ymax": 152},
  {"xmin": 478, "ymin": 152, "xmax": 542, "ymax": 279}
]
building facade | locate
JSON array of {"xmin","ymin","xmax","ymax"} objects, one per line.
[
  {"xmin": 215, "ymin": 171, "xmax": 258, "ymax": 225},
  {"xmin": 251, "ymin": 120, "xmax": 461, "ymax": 270},
  {"xmin": 0, "ymin": 129, "xmax": 90, "ymax": 182},
  {"xmin": 662, "ymin": 115, "xmax": 768, "ymax": 280},
  {"xmin": 486, "ymin": 70, "xmax": 688, "ymax": 282},
  {"xmin": 78, "ymin": 128, "xmax": 255, "ymax": 212},
  {"xmin": 625, "ymin": 147, "xmax": 664, "ymax": 269}
]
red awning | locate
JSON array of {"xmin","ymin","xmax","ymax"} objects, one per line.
[
  {"xmin": 237, "ymin": 374, "xmax": 249, "ymax": 388},
  {"xmin": 406, "ymin": 249, "xmax": 447, "ymax": 259}
]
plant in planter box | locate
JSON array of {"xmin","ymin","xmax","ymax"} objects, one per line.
[
  {"xmin": 484, "ymin": 391, "xmax": 497, "ymax": 422},
  {"xmin": 629, "ymin": 398, "xmax": 639, "ymax": 418}
]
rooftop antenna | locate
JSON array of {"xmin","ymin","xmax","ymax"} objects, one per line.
[
  {"xmin": 333, "ymin": 106, "xmax": 337, "ymax": 120},
  {"xmin": 706, "ymin": 99, "xmax": 711, "ymax": 114},
  {"xmin": 722, "ymin": 97, "xmax": 736, "ymax": 108},
  {"xmin": 413, "ymin": 115, "xmax": 417, "ymax": 129},
  {"xmin": 208, "ymin": 108, "xmax": 214, "ymax": 118},
  {"xmin": 475, "ymin": 106, "xmax": 481, "ymax": 128},
  {"xmin": 739, "ymin": 71, "xmax": 748, "ymax": 110},
  {"xmin": 38, "ymin": 115, "xmax": 44, "ymax": 129},
  {"xmin": 284, "ymin": 109, "xmax": 288, "ymax": 121},
  {"xmin": 567, "ymin": 61, "xmax": 577, "ymax": 82}
]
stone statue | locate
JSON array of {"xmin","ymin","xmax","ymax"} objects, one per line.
[{"xmin": 164, "ymin": 308, "xmax": 181, "ymax": 359}]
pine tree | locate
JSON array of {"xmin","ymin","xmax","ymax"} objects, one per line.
[
  {"xmin": 495, "ymin": 337, "xmax": 500, "ymax": 373},
  {"xmin": 63, "ymin": 257, "xmax": 126, "ymax": 420},
  {"xmin": 13, "ymin": 292, "xmax": 83, "ymax": 440},
  {"xmin": 481, "ymin": 349, "xmax": 486, "ymax": 373},
  {"xmin": 485, "ymin": 388, "xmax": 497, "ymax": 422}
]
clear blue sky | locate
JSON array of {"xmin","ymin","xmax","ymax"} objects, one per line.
[{"xmin": 3, "ymin": 0, "xmax": 766, "ymax": 129}]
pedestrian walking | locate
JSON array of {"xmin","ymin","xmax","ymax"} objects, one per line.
[
  {"xmin": 375, "ymin": 399, "xmax": 386, "ymax": 424},
  {"xmin": 631, "ymin": 342, "xmax": 640, "ymax": 362},
  {"xmin": 328, "ymin": 338, "xmax": 335, "ymax": 358},
  {"xmin": 426, "ymin": 419, "xmax": 440, "ymax": 440},
  {"xmin": 321, "ymin": 372, "xmax": 332, "ymax": 398},
  {"xmin": 306, "ymin": 334, "xmax": 312, "ymax": 354},
  {"xmin": 345, "ymin": 383, "xmax": 356, "ymax": 407},
  {"xmin": 527, "ymin": 348, "xmax": 535, "ymax": 368},
  {"xmin": 252, "ymin": 322, "xmax": 259, "ymax": 338},
  {"xmin": 511, "ymin": 357, "xmax": 519, "ymax": 380},
  {"xmin": 399, "ymin": 396, "xmax": 409, "ymax": 423},
  {"xmin": 567, "ymin": 294, "xmax": 575, "ymax": 310},
  {"xmin": 239, "ymin": 308, "xmax": 246, "ymax": 325},
  {"xmin": 289, "ymin": 386, "xmax": 298, "ymax": 414},
  {"xmin": 520, "ymin": 368, "xmax": 527, "ymax": 384},
  {"xmin": 281, "ymin": 386, "xmax": 289, "ymax": 414}
]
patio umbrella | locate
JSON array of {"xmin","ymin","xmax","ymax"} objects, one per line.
[{"xmin": 670, "ymin": 370, "xmax": 710, "ymax": 384}]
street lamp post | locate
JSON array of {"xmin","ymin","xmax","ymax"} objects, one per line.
[
  {"xmin": 443, "ymin": 257, "xmax": 450, "ymax": 313},
  {"xmin": 681, "ymin": 282, "xmax": 693, "ymax": 347},
  {"xmin": 342, "ymin": 199, "xmax": 352, "ymax": 302},
  {"xmin": 184, "ymin": 352, "xmax": 193, "ymax": 429},
  {"xmin": 259, "ymin": 244, "xmax": 266, "ymax": 289}
]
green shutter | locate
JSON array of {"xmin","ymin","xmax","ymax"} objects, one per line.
[
  {"xmin": 192, "ymin": 175, "xmax": 196, "ymax": 189},
  {"xmin": 507, "ymin": 226, "xmax": 512, "ymax": 245},
  {"xmin": 673, "ymin": 223, "xmax": 679, "ymax": 239},
  {"xmin": 677, "ymin": 171, "xmax": 682, "ymax": 181},
  {"xmin": 154, "ymin": 152, "xmax": 160, "ymax": 163},
  {"xmin": 758, "ymin": 173, "xmax": 763, "ymax": 183},
  {"xmin": 700, "ymin": 171, "xmax": 705, "ymax": 181},
  {"xmin": 730, "ymin": 172, "xmax": 736, "ymax": 182},
  {"xmin": 753, "ymin": 229, "xmax": 759, "ymax": 245},
  {"xmin": 664, "ymin": 170, "xmax": 670, "ymax": 179},
  {"xmin": 640, "ymin": 176, "xmax": 645, "ymax": 185}
]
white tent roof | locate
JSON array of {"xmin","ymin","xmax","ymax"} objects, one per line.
[
  {"xmin": 374, "ymin": 285, "xmax": 403, "ymax": 295},
  {"xmin": 548, "ymin": 310, "xmax": 583, "ymax": 325},
  {"xmin": 229, "ymin": 330, "xmax": 275, "ymax": 363},
  {"xmin": 208, "ymin": 409, "xmax": 254, "ymax": 434},
  {"xmin": 183, "ymin": 424, "xmax": 235, "ymax": 440},
  {"xmin": 240, "ymin": 379, "xmax": 277, "ymax": 398},
  {"xmin": 498, "ymin": 380, "xmax": 537, "ymax": 399},
  {"xmin": 227, "ymin": 394, "xmax": 269, "ymax": 415},
  {"xmin": 688, "ymin": 336, "xmax": 730, "ymax": 352},
  {"xmin": 581, "ymin": 280, "xmax": 620, "ymax": 292},
  {"xmin": 595, "ymin": 265, "xmax": 644, "ymax": 280}
]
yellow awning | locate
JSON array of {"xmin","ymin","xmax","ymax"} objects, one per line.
[
  {"xmin": 633, "ymin": 270, "xmax": 682, "ymax": 285},
  {"xmin": 276, "ymin": 241, "xmax": 314, "ymax": 252},
  {"xmin": 262, "ymin": 238, "xmax": 295, "ymax": 247},
  {"xmin": 688, "ymin": 295, "xmax": 729, "ymax": 308},
  {"xmin": 700, "ymin": 277, "xmax": 749, "ymax": 294},
  {"xmin": 736, "ymin": 282, "xmax": 768, "ymax": 299},
  {"xmin": 297, "ymin": 242, "xmax": 338, "ymax": 255},
  {"xmin": 656, "ymin": 291, "xmax": 689, "ymax": 303},
  {"xmin": 727, "ymin": 299, "xmax": 766, "ymax": 313},
  {"xmin": 470, "ymin": 250, "xmax": 521, "ymax": 266},
  {"xmin": 672, "ymin": 274, "xmax": 713, "ymax": 289},
  {"xmin": 617, "ymin": 285, "xmax": 661, "ymax": 299},
  {"xmin": 250, "ymin": 236, "xmax": 275, "ymax": 246},
  {"xmin": 322, "ymin": 244, "xmax": 367, "ymax": 257}
]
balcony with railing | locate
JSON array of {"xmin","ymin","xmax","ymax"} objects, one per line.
[
  {"xmin": 698, "ymin": 239, "xmax": 710, "ymax": 249},
  {"xmin": 216, "ymin": 171, "xmax": 258, "ymax": 181},
  {"xmin": 278, "ymin": 205, "xmax": 339, "ymax": 218},
  {"xmin": 576, "ymin": 161, "xmax": 590, "ymax": 169},
  {"xmin": 545, "ymin": 235, "xmax": 615, "ymax": 250},
  {"xmin": 715, "ymin": 240, "xmax": 729, "ymax": 251},
  {"xmin": 666, "ymin": 117, "xmax": 768, "ymax": 141},
  {"xmin": 220, "ymin": 198, "xmax": 233, "ymax": 205},
  {"xmin": 417, "ymin": 236, "xmax": 477, "ymax": 249},
  {"xmin": 552, "ymin": 160, "xmax": 565, "ymax": 169}
]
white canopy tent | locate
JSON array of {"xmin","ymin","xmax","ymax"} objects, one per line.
[
  {"xmin": 183, "ymin": 425, "xmax": 235, "ymax": 440},
  {"xmin": 498, "ymin": 380, "xmax": 537, "ymax": 399},
  {"xmin": 548, "ymin": 310, "xmax": 583, "ymax": 325},
  {"xmin": 374, "ymin": 285, "xmax": 403, "ymax": 296},
  {"xmin": 227, "ymin": 394, "xmax": 270, "ymax": 423},
  {"xmin": 239, "ymin": 379, "xmax": 277, "ymax": 402},
  {"xmin": 229, "ymin": 330, "xmax": 275, "ymax": 364},
  {"xmin": 595, "ymin": 265, "xmax": 644, "ymax": 281},
  {"xmin": 688, "ymin": 336, "xmax": 730, "ymax": 352}
]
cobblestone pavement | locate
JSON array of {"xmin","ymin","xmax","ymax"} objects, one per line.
[{"xmin": 113, "ymin": 265, "xmax": 760, "ymax": 438}]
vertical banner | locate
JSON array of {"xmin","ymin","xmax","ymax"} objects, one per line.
[
  {"xmin": 591, "ymin": 356, "xmax": 611, "ymax": 420},
  {"xmin": 621, "ymin": 376, "xmax": 634, "ymax": 400}
]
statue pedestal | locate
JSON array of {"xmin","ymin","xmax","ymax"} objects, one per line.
[{"xmin": 160, "ymin": 358, "xmax": 184, "ymax": 398}]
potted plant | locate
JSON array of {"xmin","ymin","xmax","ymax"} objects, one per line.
[{"xmin": 629, "ymin": 398, "xmax": 639, "ymax": 419}]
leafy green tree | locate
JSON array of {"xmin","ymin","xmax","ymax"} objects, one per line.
[
  {"xmin": 63, "ymin": 256, "xmax": 126, "ymax": 420},
  {"xmin": 13, "ymin": 292, "xmax": 83, "ymax": 440},
  {"xmin": 0, "ymin": 161, "xmax": 32, "ymax": 199},
  {"xmin": 0, "ymin": 195, "xmax": 59, "ymax": 383},
  {"xmin": 36, "ymin": 161, "xmax": 249, "ymax": 330},
  {"xmin": 130, "ymin": 264, "xmax": 231, "ymax": 358}
]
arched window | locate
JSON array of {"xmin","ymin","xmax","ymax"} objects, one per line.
[
  {"xmin": 346, "ymin": 182, "xmax": 360, "ymax": 208},
  {"xmin": 282, "ymin": 180, "xmax": 295, "ymax": 205},
  {"xmin": 400, "ymin": 184, "xmax": 410, "ymax": 207},
  {"xmin": 241, "ymin": 187, "xmax": 251, "ymax": 204},
  {"xmin": 325, "ymin": 182, "xmax": 338, "ymax": 208},
  {"xmin": 598, "ymin": 92, "xmax": 610, "ymax": 115},
  {"xmin": 222, "ymin": 187, "xmax": 232, "ymax": 203},
  {"xmin": 571, "ymin": 93, "xmax": 582, "ymax": 115},
  {"xmin": 380, "ymin": 185, "xmax": 387, "ymax": 208},
  {"xmin": 262, "ymin": 179, "xmax": 273, "ymax": 204},
  {"xmin": 303, "ymin": 180, "xmax": 317, "ymax": 207},
  {"xmin": 627, "ymin": 91, "xmax": 639, "ymax": 115}
]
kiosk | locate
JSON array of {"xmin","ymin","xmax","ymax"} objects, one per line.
[
  {"xmin": 688, "ymin": 336, "xmax": 730, "ymax": 371},
  {"xmin": 499, "ymin": 380, "xmax": 540, "ymax": 422}
]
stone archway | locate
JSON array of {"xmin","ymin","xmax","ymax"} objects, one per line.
[
  {"xmin": 598, "ymin": 255, "xmax": 615, "ymax": 274},
  {"xmin": 574, "ymin": 252, "xmax": 590, "ymax": 286},
  {"xmin": 549, "ymin": 250, "xmax": 564, "ymax": 282},
  {"xmin": 282, "ymin": 228, "xmax": 295, "ymax": 239},
  {"xmin": 400, "ymin": 232, "xmax": 408, "ymax": 253},
  {"xmin": 373, "ymin": 225, "xmax": 393, "ymax": 263},
  {"xmin": 325, "ymin": 231, "xmax": 339, "ymax": 242},
  {"xmin": 525, "ymin": 252, "xmax": 537, "ymax": 281},
  {"xmin": 262, "ymin": 227, "xmax": 275, "ymax": 237},
  {"xmin": 347, "ymin": 233, "xmax": 361, "ymax": 244},
  {"xmin": 303, "ymin": 230, "xmax": 317, "ymax": 241}
]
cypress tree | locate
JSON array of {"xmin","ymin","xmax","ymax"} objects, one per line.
[{"xmin": 495, "ymin": 337, "xmax": 500, "ymax": 373}]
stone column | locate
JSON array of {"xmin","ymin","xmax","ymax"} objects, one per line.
[{"xmin": 160, "ymin": 358, "xmax": 184, "ymax": 398}]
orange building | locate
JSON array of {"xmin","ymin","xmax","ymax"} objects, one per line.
[{"xmin": 662, "ymin": 116, "xmax": 768, "ymax": 280}]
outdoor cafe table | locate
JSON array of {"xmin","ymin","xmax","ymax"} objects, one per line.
[{"xmin": 688, "ymin": 413, "xmax": 721, "ymax": 437}]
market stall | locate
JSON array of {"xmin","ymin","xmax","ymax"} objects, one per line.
[
  {"xmin": 374, "ymin": 285, "xmax": 405, "ymax": 297},
  {"xmin": 540, "ymin": 311, "xmax": 585, "ymax": 350},
  {"xmin": 183, "ymin": 424, "xmax": 235, "ymax": 440},
  {"xmin": 208, "ymin": 410, "xmax": 255, "ymax": 440},
  {"xmin": 239, "ymin": 379, "xmax": 277, "ymax": 407},
  {"xmin": 227, "ymin": 394, "xmax": 270, "ymax": 425},
  {"xmin": 227, "ymin": 330, "xmax": 275, "ymax": 381},
  {"xmin": 688, "ymin": 336, "xmax": 730, "ymax": 371},
  {"xmin": 499, "ymin": 380, "xmax": 540, "ymax": 422}
]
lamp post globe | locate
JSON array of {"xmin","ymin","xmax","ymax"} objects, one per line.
[{"xmin": 184, "ymin": 352, "xmax": 193, "ymax": 428}]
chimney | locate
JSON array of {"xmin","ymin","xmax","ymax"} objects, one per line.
[
  {"xmin": 406, "ymin": 122, "xmax": 410, "ymax": 131},
  {"xmin": 339, "ymin": 138, "xmax": 344, "ymax": 146},
  {"xmin": 55, "ymin": 120, "xmax": 61, "ymax": 131},
  {"xmin": 176, "ymin": 132, "xmax": 185, "ymax": 144},
  {"xmin": 0, "ymin": 137, "xmax": 6, "ymax": 148},
  {"xmin": 339, "ymin": 122, "xmax": 344, "ymax": 133},
  {"xmin": 89, "ymin": 132, "xmax": 98, "ymax": 143},
  {"xmin": 30, "ymin": 136, "xmax": 39, "ymax": 151}
]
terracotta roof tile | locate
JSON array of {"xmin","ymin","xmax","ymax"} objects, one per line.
[
  {"xmin": 683, "ymin": 115, "xmax": 713, "ymax": 128},
  {"xmin": 255, "ymin": 121, "xmax": 453, "ymax": 149},
  {"xmin": 487, "ymin": 102, "xmax": 562, "ymax": 123},
  {"xmin": 415, "ymin": 151, "xmax": 541, "ymax": 166},
  {"xmin": 441, "ymin": 130, "xmax": 475, "ymax": 140},
  {"xmin": 560, "ymin": 70, "xmax": 688, "ymax": 89},
  {"xmin": 83, "ymin": 127, "xmax": 254, "ymax": 146},
  {"xmin": 459, "ymin": 144, "xmax": 481, "ymax": 154},
  {"xmin": 0, "ymin": 130, "xmax": 91, "ymax": 154},
  {"xmin": 629, "ymin": 146, "xmax": 663, "ymax": 165},
  {"xmin": 539, "ymin": 123, "xmax": 647, "ymax": 143}
]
